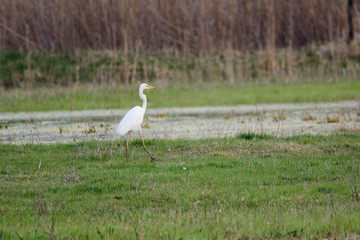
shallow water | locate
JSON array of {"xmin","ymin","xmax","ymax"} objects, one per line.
[{"xmin": 0, "ymin": 101, "xmax": 359, "ymax": 144}]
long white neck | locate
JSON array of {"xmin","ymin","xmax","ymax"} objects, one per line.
[{"xmin": 140, "ymin": 88, "xmax": 147, "ymax": 111}]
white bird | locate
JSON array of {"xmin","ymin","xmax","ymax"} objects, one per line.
[{"xmin": 115, "ymin": 83, "xmax": 158, "ymax": 162}]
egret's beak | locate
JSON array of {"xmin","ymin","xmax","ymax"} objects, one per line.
[{"xmin": 147, "ymin": 85, "xmax": 156, "ymax": 89}]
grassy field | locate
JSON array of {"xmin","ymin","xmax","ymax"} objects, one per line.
[
  {"xmin": 1, "ymin": 81, "xmax": 360, "ymax": 112},
  {"xmin": 1, "ymin": 133, "xmax": 360, "ymax": 239},
  {"xmin": 1, "ymin": 47, "xmax": 359, "ymax": 113}
]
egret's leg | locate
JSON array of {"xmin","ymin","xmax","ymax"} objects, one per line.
[
  {"xmin": 140, "ymin": 129, "xmax": 159, "ymax": 162},
  {"xmin": 126, "ymin": 132, "xmax": 130, "ymax": 162}
]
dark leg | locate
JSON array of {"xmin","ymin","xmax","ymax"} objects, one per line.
[
  {"xmin": 126, "ymin": 132, "xmax": 130, "ymax": 162},
  {"xmin": 140, "ymin": 129, "xmax": 160, "ymax": 162}
]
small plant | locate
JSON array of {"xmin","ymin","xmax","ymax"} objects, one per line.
[
  {"xmin": 34, "ymin": 193, "xmax": 48, "ymax": 217},
  {"xmin": 236, "ymin": 132, "xmax": 271, "ymax": 140},
  {"xmin": 327, "ymin": 115, "xmax": 341, "ymax": 123},
  {"xmin": 76, "ymin": 141, "xmax": 119, "ymax": 160},
  {"xmin": 350, "ymin": 170, "xmax": 360, "ymax": 203},
  {"xmin": 82, "ymin": 121, "xmax": 96, "ymax": 134},
  {"xmin": 302, "ymin": 114, "xmax": 316, "ymax": 121},
  {"xmin": 62, "ymin": 167, "xmax": 80, "ymax": 183},
  {"xmin": 272, "ymin": 112, "xmax": 286, "ymax": 122},
  {"xmin": 33, "ymin": 193, "xmax": 66, "ymax": 240},
  {"xmin": 75, "ymin": 120, "xmax": 122, "ymax": 160},
  {"xmin": 76, "ymin": 129, "xmax": 122, "ymax": 161}
]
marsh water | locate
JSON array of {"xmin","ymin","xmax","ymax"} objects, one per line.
[{"xmin": 0, "ymin": 101, "xmax": 359, "ymax": 144}]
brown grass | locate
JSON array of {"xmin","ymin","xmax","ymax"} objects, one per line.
[
  {"xmin": 327, "ymin": 115, "xmax": 341, "ymax": 123},
  {"xmin": 302, "ymin": 114, "xmax": 317, "ymax": 121},
  {"xmin": 0, "ymin": 0, "xmax": 356, "ymax": 52},
  {"xmin": 1, "ymin": 0, "xmax": 360, "ymax": 88}
]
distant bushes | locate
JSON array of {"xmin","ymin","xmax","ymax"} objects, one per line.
[{"xmin": 1, "ymin": 47, "xmax": 359, "ymax": 88}]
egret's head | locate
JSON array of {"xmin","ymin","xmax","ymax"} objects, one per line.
[{"xmin": 140, "ymin": 83, "xmax": 156, "ymax": 91}]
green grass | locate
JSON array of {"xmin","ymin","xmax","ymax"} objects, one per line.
[
  {"xmin": 1, "ymin": 81, "xmax": 360, "ymax": 112},
  {"xmin": 1, "ymin": 133, "xmax": 360, "ymax": 239},
  {"xmin": 1, "ymin": 49, "xmax": 359, "ymax": 89}
]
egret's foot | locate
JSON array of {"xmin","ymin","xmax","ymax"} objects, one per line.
[
  {"xmin": 150, "ymin": 156, "xmax": 162, "ymax": 162},
  {"xmin": 143, "ymin": 146, "xmax": 161, "ymax": 162}
]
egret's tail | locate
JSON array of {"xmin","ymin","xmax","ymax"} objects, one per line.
[{"xmin": 115, "ymin": 125, "xmax": 125, "ymax": 136}]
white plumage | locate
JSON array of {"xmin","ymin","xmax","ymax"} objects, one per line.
[
  {"xmin": 115, "ymin": 83, "xmax": 158, "ymax": 162},
  {"xmin": 116, "ymin": 106, "xmax": 144, "ymax": 135}
]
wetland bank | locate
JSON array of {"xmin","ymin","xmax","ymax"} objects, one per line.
[{"xmin": 1, "ymin": 100, "xmax": 359, "ymax": 144}]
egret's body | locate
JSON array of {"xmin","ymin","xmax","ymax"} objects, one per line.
[
  {"xmin": 115, "ymin": 83, "xmax": 157, "ymax": 162},
  {"xmin": 115, "ymin": 106, "xmax": 145, "ymax": 135}
]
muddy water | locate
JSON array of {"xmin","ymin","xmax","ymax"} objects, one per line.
[{"xmin": 0, "ymin": 101, "xmax": 359, "ymax": 144}]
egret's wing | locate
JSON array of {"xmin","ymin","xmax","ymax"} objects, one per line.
[{"xmin": 115, "ymin": 106, "xmax": 145, "ymax": 135}]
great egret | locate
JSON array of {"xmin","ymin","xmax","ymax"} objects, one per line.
[{"xmin": 115, "ymin": 83, "xmax": 158, "ymax": 162}]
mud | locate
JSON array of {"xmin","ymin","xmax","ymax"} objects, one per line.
[{"xmin": 1, "ymin": 101, "xmax": 359, "ymax": 144}]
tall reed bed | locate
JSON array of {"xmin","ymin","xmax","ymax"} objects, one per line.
[
  {"xmin": 0, "ymin": 0, "xmax": 359, "ymax": 88},
  {"xmin": 0, "ymin": 0, "xmax": 354, "ymax": 52}
]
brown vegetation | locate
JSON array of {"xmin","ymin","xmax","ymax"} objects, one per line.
[
  {"xmin": 1, "ymin": 0, "xmax": 359, "ymax": 88},
  {"xmin": 0, "ymin": 0, "xmax": 356, "ymax": 52}
]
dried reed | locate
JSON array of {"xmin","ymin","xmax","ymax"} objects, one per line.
[{"xmin": 0, "ymin": 0, "xmax": 354, "ymax": 52}]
